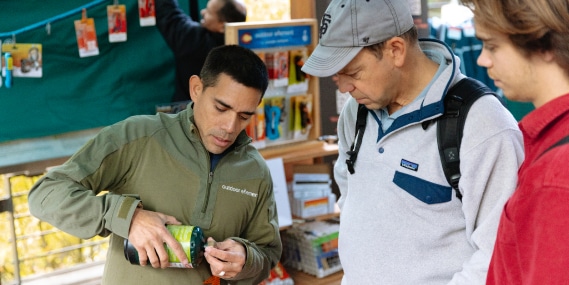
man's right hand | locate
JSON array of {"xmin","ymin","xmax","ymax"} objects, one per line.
[{"xmin": 127, "ymin": 208, "xmax": 190, "ymax": 268}]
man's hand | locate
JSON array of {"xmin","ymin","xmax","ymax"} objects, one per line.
[
  {"xmin": 128, "ymin": 208, "xmax": 189, "ymax": 268},
  {"xmin": 204, "ymin": 237, "xmax": 246, "ymax": 279}
]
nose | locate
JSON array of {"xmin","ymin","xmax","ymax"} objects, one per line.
[
  {"xmin": 336, "ymin": 75, "xmax": 355, "ymax": 94},
  {"xmin": 221, "ymin": 114, "xmax": 239, "ymax": 134},
  {"xmin": 477, "ymin": 48, "xmax": 491, "ymax": 68}
]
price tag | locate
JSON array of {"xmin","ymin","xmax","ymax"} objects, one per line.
[
  {"xmin": 139, "ymin": 0, "xmax": 156, "ymax": 26},
  {"xmin": 447, "ymin": 27, "xmax": 462, "ymax": 41},
  {"xmin": 108, "ymin": 4, "xmax": 127, "ymax": 42},
  {"xmin": 462, "ymin": 23, "xmax": 476, "ymax": 38},
  {"xmin": 75, "ymin": 9, "xmax": 99, "ymax": 57}
]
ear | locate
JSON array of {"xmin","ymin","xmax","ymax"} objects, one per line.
[
  {"xmin": 210, "ymin": 18, "xmax": 226, "ymax": 33},
  {"xmin": 385, "ymin": 37, "xmax": 407, "ymax": 67},
  {"xmin": 189, "ymin": 75, "xmax": 203, "ymax": 102},
  {"xmin": 541, "ymin": 49, "xmax": 556, "ymax": 63}
]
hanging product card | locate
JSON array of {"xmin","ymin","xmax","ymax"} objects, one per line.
[
  {"xmin": 0, "ymin": 40, "xmax": 2, "ymax": 88},
  {"xmin": 462, "ymin": 22, "xmax": 475, "ymax": 37},
  {"xmin": 108, "ymin": 5, "xmax": 127, "ymax": 42},
  {"xmin": 264, "ymin": 96, "xmax": 289, "ymax": 142},
  {"xmin": 1, "ymin": 43, "xmax": 43, "ymax": 78},
  {"xmin": 266, "ymin": 51, "xmax": 289, "ymax": 87},
  {"xmin": 75, "ymin": 11, "xmax": 100, "ymax": 57},
  {"xmin": 138, "ymin": 0, "xmax": 156, "ymax": 26},
  {"xmin": 245, "ymin": 100, "xmax": 266, "ymax": 149},
  {"xmin": 447, "ymin": 26, "xmax": 462, "ymax": 41},
  {"xmin": 289, "ymin": 94, "xmax": 313, "ymax": 140},
  {"xmin": 287, "ymin": 49, "xmax": 309, "ymax": 94}
]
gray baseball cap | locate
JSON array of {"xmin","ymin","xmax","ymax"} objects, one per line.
[{"xmin": 302, "ymin": 0, "xmax": 414, "ymax": 77}]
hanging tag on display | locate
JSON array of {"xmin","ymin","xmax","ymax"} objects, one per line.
[
  {"xmin": 447, "ymin": 26, "xmax": 462, "ymax": 41},
  {"xmin": 462, "ymin": 22, "xmax": 475, "ymax": 38},
  {"xmin": 3, "ymin": 52, "xmax": 12, "ymax": 88},
  {"xmin": 266, "ymin": 51, "xmax": 289, "ymax": 88},
  {"xmin": 0, "ymin": 39, "xmax": 3, "ymax": 88},
  {"xmin": 138, "ymin": 0, "xmax": 156, "ymax": 26},
  {"xmin": 1, "ymin": 43, "xmax": 43, "ymax": 78},
  {"xmin": 74, "ymin": 8, "xmax": 100, "ymax": 57},
  {"xmin": 287, "ymin": 49, "xmax": 309, "ymax": 94},
  {"xmin": 108, "ymin": 3, "xmax": 128, "ymax": 42}
]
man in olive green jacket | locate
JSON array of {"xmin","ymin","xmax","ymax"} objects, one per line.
[{"xmin": 28, "ymin": 45, "xmax": 281, "ymax": 285}]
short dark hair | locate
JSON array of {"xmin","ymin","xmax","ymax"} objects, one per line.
[
  {"xmin": 200, "ymin": 45, "xmax": 268, "ymax": 98},
  {"xmin": 218, "ymin": 0, "xmax": 246, "ymax": 23}
]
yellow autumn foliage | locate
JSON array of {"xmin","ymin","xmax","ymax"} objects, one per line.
[{"xmin": 0, "ymin": 174, "xmax": 108, "ymax": 283}]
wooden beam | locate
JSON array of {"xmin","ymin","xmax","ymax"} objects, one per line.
[{"xmin": 290, "ymin": 0, "xmax": 316, "ymax": 19}]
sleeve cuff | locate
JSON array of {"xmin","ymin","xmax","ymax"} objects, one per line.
[{"xmin": 109, "ymin": 196, "xmax": 141, "ymax": 239}]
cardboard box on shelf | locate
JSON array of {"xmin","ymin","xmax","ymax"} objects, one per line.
[
  {"xmin": 291, "ymin": 193, "xmax": 336, "ymax": 218},
  {"xmin": 289, "ymin": 164, "xmax": 335, "ymax": 218}
]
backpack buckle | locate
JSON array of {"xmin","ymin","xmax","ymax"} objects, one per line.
[
  {"xmin": 346, "ymin": 158, "xmax": 355, "ymax": 174},
  {"xmin": 446, "ymin": 95, "xmax": 464, "ymax": 117}
]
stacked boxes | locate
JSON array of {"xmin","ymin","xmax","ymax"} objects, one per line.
[
  {"xmin": 289, "ymin": 167, "xmax": 336, "ymax": 218},
  {"xmin": 282, "ymin": 221, "xmax": 341, "ymax": 278}
]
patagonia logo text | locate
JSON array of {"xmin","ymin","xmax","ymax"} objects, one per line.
[
  {"xmin": 400, "ymin": 159, "xmax": 419, "ymax": 171},
  {"xmin": 222, "ymin": 185, "xmax": 258, "ymax": 198}
]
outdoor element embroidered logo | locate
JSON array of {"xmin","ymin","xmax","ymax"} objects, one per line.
[
  {"xmin": 319, "ymin": 13, "xmax": 331, "ymax": 39},
  {"xmin": 222, "ymin": 185, "xmax": 258, "ymax": 198},
  {"xmin": 400, "ymin": 159, "xmax": 419, "ymax": 171}
]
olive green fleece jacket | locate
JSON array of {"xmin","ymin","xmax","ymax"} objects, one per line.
[{"xmin": 28, "ymin": 107, "xmax": 282, "ymax": 285}]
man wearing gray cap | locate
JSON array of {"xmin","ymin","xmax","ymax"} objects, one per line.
[{"xmin": 302, "ymin": 0, "xmax": 523, "ymax": 284}]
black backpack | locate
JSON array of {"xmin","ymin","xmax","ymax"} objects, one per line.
[{"xmin": 346, "ymin": 78, "xmax": 498, "ymax": 202}]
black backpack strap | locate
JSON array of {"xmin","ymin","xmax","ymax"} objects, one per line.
[
  {"xmin": 437, "ymin": 78, "xmax": 497, "ymax": 201},
  {"xmin": 537, "ymin": 135, "xmax": 569, "ymax": 160},
  {"xmin": 346, "ymin": 104, "xmax": 368, "ymax": 174}
]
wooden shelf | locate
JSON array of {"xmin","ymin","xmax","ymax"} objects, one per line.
[
  {"xmin": 279, "ymin": 204, "xmax": 340, "ymax": 231},
  {"xmin": 224, "ymin": 20, "xmax": 339, "ymax": 285},
  {"xmin": 260, "ymin": 140, "xmax": 339, "ymax": 181},
  {"xmin": 259, "ymin": 140, "xmax": 338, "ymax": 163},
  {"xmin": 287, "ymin": 268, "xmax": 343, "ymax": 285},
  {"xmin": 293, "ymin": 209, "xmax": 340, "ymax": 223}
]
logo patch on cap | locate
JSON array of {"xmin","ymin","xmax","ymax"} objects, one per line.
[{"xmin": 320, "ymin": 13, "xmax": 332, "ymax": 39}]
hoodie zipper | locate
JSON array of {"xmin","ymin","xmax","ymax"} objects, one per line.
[
  {"xmin": 202, "ymin": 171, "xmax": 214, "ymax": 213},
  {"xmin": 199, "ymin": 139, "xmax": 245, "ymax": 214}
]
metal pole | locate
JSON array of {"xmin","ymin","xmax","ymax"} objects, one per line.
[{"xmin": 4, "ymin": 174, "xmax": 21, "ymax": 285}]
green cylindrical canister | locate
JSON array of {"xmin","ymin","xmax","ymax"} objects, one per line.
[{"xmin": 124, "ymin": 225, "xmax": 205, "ymax": 268}]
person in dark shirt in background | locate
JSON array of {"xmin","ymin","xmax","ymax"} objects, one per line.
[{"xmin": 156, "ymin": 0, "xmax": 247, "ymax": 102}]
